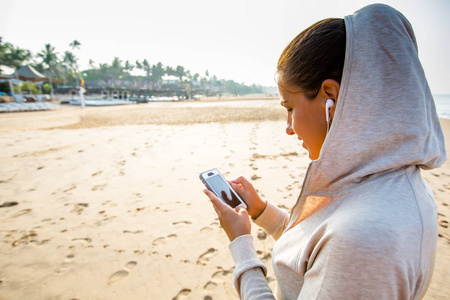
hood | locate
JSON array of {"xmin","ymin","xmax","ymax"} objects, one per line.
[
  {"xmin": 287, "ymin": 4, "xmax": 447, "ymax": 226},
  {"xmin": 309, "ymin": 4, "xmax": 446, "ymax": 194}
]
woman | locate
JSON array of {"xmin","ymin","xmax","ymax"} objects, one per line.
[{"xmin": 203, "ymin": 4, "xmax": 446, "ymax": 299}]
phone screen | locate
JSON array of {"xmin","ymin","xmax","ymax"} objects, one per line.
[{"xmin": 206, "ymin": 174, "xmax": 243, "ymax": 208}]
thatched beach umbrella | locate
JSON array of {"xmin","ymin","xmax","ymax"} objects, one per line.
[{"xmin": 16, "ymin": 65, "xmax": 52, "ymax": 95}]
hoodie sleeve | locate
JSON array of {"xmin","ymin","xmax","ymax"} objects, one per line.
[
  {"xmin": 228, "ymin": 202, "xmax": 288, "ymax": 299},
  {"xmin": 253, "ymin": 201, "xmax": 289, "ymax": 240},
  {"xmin": 228, "ymin": 235, "xmax": 275, "ymax": 299}
]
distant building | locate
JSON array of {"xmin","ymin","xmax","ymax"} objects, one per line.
[{"xmin": 161, "ymin": 75, "xmax": 180, "ymax": 85}]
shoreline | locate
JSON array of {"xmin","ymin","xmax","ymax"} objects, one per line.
[{"xmin": 1, "ymin": 98, "xmax": 448, "ymax": 132}]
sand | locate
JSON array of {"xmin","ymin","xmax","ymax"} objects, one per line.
[{"xmin": 0, "ymin": 98, "xmax": 448, "ymax": 299}]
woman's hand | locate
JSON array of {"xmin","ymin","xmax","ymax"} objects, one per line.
[
  {"xmin": 203, "ymin": 189, "xmax": 251, "ymax": 242},
  {"xmin": 229, "ymin": 176, "xmax": 267, "ymax": 220}
]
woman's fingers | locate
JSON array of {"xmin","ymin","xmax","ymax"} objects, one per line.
[
  {"xmin": 203, "ymin": 189, "xmax": 251, "ymax": 241},
  {"xmin": 231, "ymin": 176, "xmax": 252, "ymax": 189},
  {"xmin": 203, "ymin": 189, "xmax": 229, "ymax": 214}
]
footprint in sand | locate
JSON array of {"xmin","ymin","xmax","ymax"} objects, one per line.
[
  {"xmin": 251, "ymin": 174, "xmax": 261, "ymax": 180},
  {"xmin": 107, "ymin": 261, "xmax": 138, "ymax": 284},
  {"xmin": 203, "ymin": 281, "xmax": 218, "ymax": 291},
  {"xmin": 12, "ymin": 232, "xmax": 37, "ymax": 247},
  {"xmin": 123, "ymin": 230, "xmax": 143, "ymax": 234},
  {"xmin": 257, "ymin": 250, "xmax": 272, "ymax": 262},
  {"xmin": 0, "ymin": 201, "xmax": 18, "ymax": 208},
  {"xmin": 9, "ymin": 209, "xmax": 32, "ymax": 219},
  {"xmin": 210, "ymin": 267, "xmax": 234, "ymax": 283},
  {"xmin": 152, "ymin": 234, "xmax": 178, "ymax": 246},
  {"xmin": 56, "ymin": 254, "xmax": 76, "ymax": 275},
  {"xmin": 172, "ymin": 288, "xmax": 191, "ymax": 300},
  {"xmin": 197, "ymin": 248, "xmax": 217, "ymax": 266},
  {"xmin": 71, "ymin": 237, "xmax": 92, "ymax": 244},
  {"xmin": 257, "ymin": 229, "xmax": 267, "ymax": 241},
  {"xmin": 438, "ymin": 218, "xmax": 448, "ymax": 229},
  {"xmin": 91, "ymin": 170, "xmax": 103, "ymax": 177},
  {"xmin": 172, "ymin": 221, "xmax": 192, "ymax": 226},
  {"xmin": 63, "ymin": 185, "xmax": 77, "ymax": 193},
  {"xmin": 200, "ymin": 226, "xmax": 213, "ymax": 233},
  {"xmin": 64, "ymin": 254, "xmax": 75, "ymax": 263},
  {"xmin": 71, "ymin": 203, "xmax": 88, "ymax": 215},
  {"xmin": 92, "ymin": 184, "xmax": 107, "ymax": 191}
]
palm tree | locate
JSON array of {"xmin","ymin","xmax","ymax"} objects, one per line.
[
  {"xmin": 0, "ymin": 37, "xmax": 11, "ymax": 73},
  {"xmin": 165, "ymin": 66, "xmax": 175, "ymax": 76},
  {"xmin": 193, "ymin": 73, "xmax": 200, "ymax": 82},
  {"xmin": 63, "ymin": 51, "xmax": 78, "ymax": 82},
  {"xmin": 98, "ymin": 63, "xmax": 111, "ymax": 80},
  {"xmin": 124, "ymin": 60, "xmax": 134, "ymax": 73},
  {"xmin": 135, "ymin": 60, "xmax": 142, "ymax": 71},
  {"xmin": 69, "ymin": 40, "xmax": 81, "ymax": 50},
  {"xmin": 175, "ymin": 65, "xmax": 185, "ymax": 81},
  {"xmin": 142, "ymin": 59, "xmax": 151, "ymax": 78},
  {"xmin": 151, "ymin": 62, "xmax": 165, "ymax": 83},
  {"xmin": 37, "ymin": 43, "xmax": 59, "ymax": 76},
  {"xmin": 2, "ymin": 45, "xmax": 31, "ymax": 71},
  {"xmin": 111, "ymin": 57, "xmax": 124, "ymax": 79},
  {"xmin": 88, "ymin": 59, "xmax": 96, "ymax": 69}
]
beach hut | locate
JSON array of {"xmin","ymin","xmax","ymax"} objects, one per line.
[
  {"xmin": 1, "ymin": 65, "xmax": 51, "ymax": 95},
  {"xmin": 161, "ymin": 75, "xmax": 180, "ymax": 85},
  {"xmin": 16, "ymin": 65, "xmax": 52, "ymax": 94},
  {"xmin": 16, "ymin": 65, "xmax": 48, "ymax": 82}
]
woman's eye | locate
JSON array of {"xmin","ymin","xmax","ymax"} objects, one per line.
[{"xmin": 286, "ymin": 108, "xmax": 293, "ymax": 113}]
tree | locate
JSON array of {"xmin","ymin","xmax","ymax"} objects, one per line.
[
  {"xmin": 69, "ymin": 40, "xmax": 81, "ymax": 50},
  {"xmin": 63, "ymin": 51, "xmax": 78, "ymax": 81},
  {"xmin": 88, "ymin": 59, "xmax": 96, "ymax": 69},
  {"xmin": 4, "ymin": 45, "xmax": 31, "ymax": 70},
  {"xmin": 135, "ymin": 60, "xmax": 142, "ymax": 69},
  {"xmin": 165, "ymin": 66, "xmax": 174, "ymax": 76},
  {"xmin": 110, "ymin": 57, "xmax": 124, "ymax": 79},
  {"xmin": 0, "ymin": 38, "xmax": 31, "ymax": 72},
  {"xmin": 175, "ymin": 65, "xmax": 185, "ymax": 81},
  {"xmin": 37, "ymin": 43, "xmax": 59, "ymax": 76},
  {"xmin": 124, "ymin": 60, "xmax": 134, "ymax": 73},
  {"xmin": 111, "ymin": 57, "xmax": 122, "ymax": 70},
  {"xmin": 98, "ymin": 63, "xmax": 111, "ymax": 80},
  {"xmin": 142, "ymin": 59, "xmax": 151, "ymax": 78},
  {"xmin": 0, "ymin": 37, "xmax": 9, "ymax": 67},
  {"xmin": 151, "ymin": 62, "xmax": 165, "ymax": 82}
]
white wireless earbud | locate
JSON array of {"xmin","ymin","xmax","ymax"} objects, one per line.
[{"xmin": 325, "ymin": 99, "xmax": 335, "ymax": 134}]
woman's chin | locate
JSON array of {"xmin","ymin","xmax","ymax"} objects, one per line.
[{"xmin": 307, "ymin": 149, "xmax": 320, "ymax": 161}]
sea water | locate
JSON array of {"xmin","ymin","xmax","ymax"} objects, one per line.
[{"xmin": 434, "ymin": 94, "xmax": 450, "ymax": 120}]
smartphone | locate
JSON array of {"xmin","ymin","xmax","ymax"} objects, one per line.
[{"xmin": 199, "ymin": 168, "xmax": 247, "ymax": 209}]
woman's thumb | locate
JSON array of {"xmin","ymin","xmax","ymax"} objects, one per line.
[{"xmin": 235, "ymin": 205, "xmax": 248, "ymax": 216}]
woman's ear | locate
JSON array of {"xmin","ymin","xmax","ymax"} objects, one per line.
[{"xmin": 320, "ymin": 79, "xmax": 340, "ymax": 118}]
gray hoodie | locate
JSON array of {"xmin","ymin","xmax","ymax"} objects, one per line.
[{"xmin": 228, "ymin": 4, "xmax": 447, "ymax": 300}]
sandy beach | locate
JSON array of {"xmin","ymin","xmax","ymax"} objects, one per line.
[{"xmin": 0, "ymin": 98, "xmax": 448, "ymax": 299}]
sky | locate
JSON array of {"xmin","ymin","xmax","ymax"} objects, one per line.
[{"xmin": 1, "ymin": 0, "xmax": 449, "ymax": 93}]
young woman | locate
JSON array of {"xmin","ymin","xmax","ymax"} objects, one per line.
[{"xmin": 203, "ymin": 4, "xmax": 446, "ymax": 299}]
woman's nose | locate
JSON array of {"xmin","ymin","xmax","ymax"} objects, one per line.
[{"xmin": 286, "ymin": 121, "xmax": 295, "ymax": 135}]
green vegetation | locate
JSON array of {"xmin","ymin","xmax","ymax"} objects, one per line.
[{"xmin": 0, "ymin": 37, "xmax": 267, "ymax": 95}]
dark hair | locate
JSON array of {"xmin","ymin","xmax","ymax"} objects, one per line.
[{"xmin": 277, "ymin": 18, "xmax": 346, "ymax": 99}]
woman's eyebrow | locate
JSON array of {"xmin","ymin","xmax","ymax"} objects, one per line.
[{"xmin": 280, "ymin": 100, "xmax": 288, "ymax": 106}]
